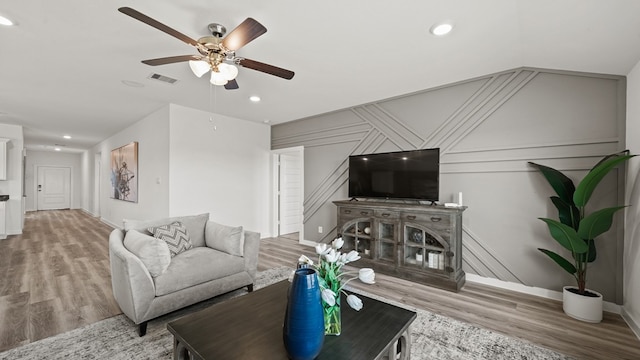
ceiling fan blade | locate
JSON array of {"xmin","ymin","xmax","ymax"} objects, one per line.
[
  {"xmin": 142, "ymin": 55, "xmax": 201, "ymax": 66},
  {"xmin": 221, "ymin": 18, "xmax": 267, "ymax": 51},
  {"xmin": 237, "ymin": 58, "xmax": 295, "ymax": 80},
  {"xmin": 224, "ymin": 79, "xmax": 239, "ymax": 90},
  {"xmin": 118, "ymin": 7, "xmax": 199, "ymax": 47}
]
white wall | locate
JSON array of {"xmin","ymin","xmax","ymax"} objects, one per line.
[
  {"xmin": 91, "ymin": 105, "xmax": 171, "ymax": 227},
  {"xmin": 0, "ymin": 124, "xmax": 24, "ymax": 235},
  {"xmin": 88, "ymin": 103, "xmax": 271, "ymax": 235},
  {"xmin": 81, "ymin": 150, "xmax": 91, "ymax": 214},
  {"xmin": 624, "ymin": 60, "xmax": 640, "ymax": 335},
  {"xmin": 168, "ymin": 104, "xmax": 272, "ymax": 236},
  {"xmin": 24, "ymin": 150, "xmax": 83, "ymax": 211}
]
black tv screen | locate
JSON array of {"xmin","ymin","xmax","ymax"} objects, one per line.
[{"xmin": 348, "ymin": 148, "xmax": 440, "ymax": 201}]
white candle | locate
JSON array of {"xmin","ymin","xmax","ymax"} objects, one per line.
[{"xmin": 458, "ymin": 192, "xmax": 463, "ymax": 206}]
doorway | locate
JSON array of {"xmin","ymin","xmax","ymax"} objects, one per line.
[
  {"xmin": 272, "ymin": 147, "xmax": 304, "ymax": 240},
  {"xmin": 36, "ymin": 166, "xmax": 71, "ymax": 210}
]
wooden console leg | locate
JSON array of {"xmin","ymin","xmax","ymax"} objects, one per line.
[
  {"xmin": 138, "ymin": 321, "xmax": 148, "ymax": 337},
  {"xmin": 247, "ymin": 284, "xmax": 254, "ymax": 292}
]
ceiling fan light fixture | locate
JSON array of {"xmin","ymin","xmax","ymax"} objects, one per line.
[
  {"xmin": 218, "ymin": 63, "xmax": 238, "ymax": 81},
  {"xmin": 210, "ymin": 71, "xmax": 228, "ymax": 86},
  {"xmin": 189, "ymin": 60, "xmax": 210, "ymax": 78}
]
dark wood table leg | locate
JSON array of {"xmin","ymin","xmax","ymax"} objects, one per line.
[
  {"xmin": 382, "ymin": 327, "xmax": 411, "ymax": 360},
  {"xmin": 174, "ymin": 336, "xmax": 194, "ymax": 360}
]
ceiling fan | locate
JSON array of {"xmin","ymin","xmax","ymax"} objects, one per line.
[{"xmin": 118, "ymin": 7, "xmax": 295, "ymax": 90}]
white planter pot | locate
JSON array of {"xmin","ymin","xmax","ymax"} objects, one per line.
[{"xmin": 562, "ymin": 286, "xmax": 603, "ymax": 323}]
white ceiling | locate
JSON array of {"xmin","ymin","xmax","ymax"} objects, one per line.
[{"xmin": 2, "ymin": 0, "xmax": 640, "ymax": 152}]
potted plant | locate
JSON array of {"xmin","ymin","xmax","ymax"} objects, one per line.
[{"xmin": 529, "ymin": 150, "xmax": 635, "ymax": 323}]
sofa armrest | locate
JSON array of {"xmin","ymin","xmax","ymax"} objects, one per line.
[
  {"xmin": 243, "ymin": 230, "xmax": 261, "ymax": 280},
  {"xmin": 108, "ymin": 229, "xmax": 156, "ymax": 324}
]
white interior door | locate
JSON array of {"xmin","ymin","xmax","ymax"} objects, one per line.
[
  {"xmin": 37, "ymin": 166, "xmax": 71, "ymax": 210},
  {"xmin": 279, "ymin": 152, "xmax": 302, "ymax": 235}
]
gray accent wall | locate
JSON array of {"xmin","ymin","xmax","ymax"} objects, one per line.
[{"xmin": 272, "ymin": 68, "xmax": 627, "ymax": 303}]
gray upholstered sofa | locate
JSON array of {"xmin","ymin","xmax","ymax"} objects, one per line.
[{"xmin": 108, "ymin": 213, "xmax": 260, "ymax": 336}]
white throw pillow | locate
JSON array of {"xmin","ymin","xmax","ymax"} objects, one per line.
[
  {"xmin": 205, "ymin": 221, "xmax": 244, "ymax": 257},
  {"xmin": 123, "ymin": 229, "xmax": 171, "ymax": 277}
]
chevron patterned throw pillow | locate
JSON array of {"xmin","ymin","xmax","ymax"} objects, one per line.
[{"xmin": 148, "ymin": 221, "xmax": 193, "ymax": 257}]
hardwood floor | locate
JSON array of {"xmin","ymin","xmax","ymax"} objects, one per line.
[
  {"xmin": 1, "ymin": 211, "xmax": 639, "ymax": 359},
  {"xmin": 0, "ymin": 210, "xmax": 120, "ymax": 352}
]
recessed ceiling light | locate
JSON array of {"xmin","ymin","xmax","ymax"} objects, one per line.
[
  {"xmin": 0, "ymin": 15, "xmax": 14, "ymax": 26},
  {"xmin": 63, "ymin": 135, "xmax": 72, "ymax": 139},
  {"xmin": 430, "ymin": 23, "xmax": 453, "ymax": 36},
  {"xmin": 249, "ymin": 95, "xmax": 261, "ymax": 102},
  {"xmin": 54, "ymin": 147, "xmax": 61, "ymax": 151},
  {"xmin": 263, "ymin": 120, "xmax": 270, "ymax": 124},
  {"xmin": 122, "ymin": 80, "xmax": 145, "ymax": 88}
]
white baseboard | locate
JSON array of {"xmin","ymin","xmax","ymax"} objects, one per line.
[
  {"xmin": 100, "ymin": 217, "xmax": 119, "ymax": 229},
  {"xmin": 300, "ymin": 239, "xmax": 317, "ymax": 247},
  {"xmin": 465, "ymin": 273, "xmax": 621, "ymax": 314},
  {"xmin": 621, "ymin": 307, "xmax": 640, "ymax": 340},
  {"xmin": 80, "ymin": 208, "xmax": 97, "ymax": 217}
]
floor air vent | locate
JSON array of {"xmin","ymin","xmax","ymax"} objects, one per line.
[{"xmin": 148, "ymin": 73, "xmax": 178, "ymax": 84}]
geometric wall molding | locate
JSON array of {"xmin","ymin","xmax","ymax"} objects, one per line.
[{"xmin": 272, "ymin": 67, "xmax": 626, "ymax": 302}]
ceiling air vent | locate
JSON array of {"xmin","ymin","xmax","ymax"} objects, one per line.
[{"xmin": 148, "ymin": 73, "xmax": 178, "ymax": 84}]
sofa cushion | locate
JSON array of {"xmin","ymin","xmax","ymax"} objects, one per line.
[
  {"xmin": 205, "ymin": 220, "xmax": 244, "ymax": 257},
  {"xmin": 153, "ymin": 247, "xmax": 246, "ymax": 297},
  {"xmin": 123, "ymin": 213, "xmax": 209, "ymax": 247},
  {"xmin": 148, "ymin": 221, "xmax": 193, "ymax": 257},
  {"xmin": 123, "ymin": 229, "xmax": 171, "ymax": 277}
]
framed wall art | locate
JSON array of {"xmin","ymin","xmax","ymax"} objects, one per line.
[{"xmin": 110, "ymin": 142, "xmax": 138, "ymax": 202}]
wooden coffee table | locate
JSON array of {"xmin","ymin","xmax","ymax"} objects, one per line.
[{"xmin": 167, "ymin": 280, "xmax": 416, "ymax": 360}]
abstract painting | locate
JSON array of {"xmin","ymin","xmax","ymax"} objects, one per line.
[{"xmin": 110, "ymin": 142, "xmax": 138, "ymax": 202}]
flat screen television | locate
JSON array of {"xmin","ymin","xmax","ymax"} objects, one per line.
[{"xmin": 348, "ymin": 148, "xmax": 440, "ymax": 201}]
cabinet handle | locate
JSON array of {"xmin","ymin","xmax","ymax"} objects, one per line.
[
  {"xmin": 381, "ymin": 213, "xmax": 390, "ymax": 217},
  {"xmin": 407, "ymin": 215, "xmax": 416, "ymax": 220},
  {"xmin": 344, "ymin": 209, "xmax": 352, "ymax": 214},
  {"xmin": 430, "ymin": 217, "xmax": 442, "ymax": 222},
  {"xmin": 361, "ymin": 211, "xmax": 369, "ymax": 215}
]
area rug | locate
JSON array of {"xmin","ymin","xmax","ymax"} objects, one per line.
[{"xmin": 0, "ymin": 267, "xmax": 573, "ymax": 360}]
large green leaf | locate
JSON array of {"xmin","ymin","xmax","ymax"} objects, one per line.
[
  {"xmin": 538, "ymin": 248, "xmax": 577, "ymax": 275},
  {"xmin": 529, "ymin": 162, "xmax": 576, "ymax": 204},
  {"xmin": 590, "ymin": 150, "xmax": 630, "ymax": 170},
  {"xmin": 577, "ymin": 206, "xmax": 626, "ymax": 240},
  {"xmin": 574, "ymin": 154, "xmax": 636, "ymax": 207},
  {"xmin": 539, "ymin": 218, "xmax": 588, "ymax": 254},
  {"xmin": 550, "ymin": 196, "xmax": 580, "ymax": 229}
]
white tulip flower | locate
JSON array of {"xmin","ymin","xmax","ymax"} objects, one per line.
[
  {"xmin": 344, "ymin": 250, "xmax": 361, "ymax": 263},
  {"xmin": 358, "ymin": 268, "xmax": 376, "ymax": 284},
  {"xmin": 324, "ymin": 249, "xmax": 340, "ymax": 263},
  {"xmin": 332, "ymin": 237, "xmax": 344, "ymax": 250},
  {"xmin": 298, "ymin": 254, "xmax": 314, "ymax": 266},
  {"xmin": 321, "ymin": 288, "xmax": 336, "ymax": 306},
  {"xmin": 346, "ymin": 294, "xmax": 363, "ymax": 311},
  {"xmin": 315, "ymin": 243, "xmax": 330, "ymax": 255}
]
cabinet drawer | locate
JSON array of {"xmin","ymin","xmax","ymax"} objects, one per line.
[
  {"xmin": 374, "ymin": 210, "xmax": 400, "ymax": 220},
  {"xmin": 402, "ymin": 212, "xmax": 451, "ymax": 227},
  {"xmin": 339, "ymin": 207, "xmax": 374, "ymax": 219}
]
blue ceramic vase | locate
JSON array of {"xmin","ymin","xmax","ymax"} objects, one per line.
[{"xmin": 283, "ymin": 268, "xmax": 325, "ymax": 360}]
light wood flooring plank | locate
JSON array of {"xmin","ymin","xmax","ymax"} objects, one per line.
[{"xmin": 1, "ymin": 211, "xmax": 639, "ymax": 359}]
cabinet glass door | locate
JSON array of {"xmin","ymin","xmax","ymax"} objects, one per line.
[
  {"xmin": 342, "ymin": 219, "xmax": 372, "ymax": 258},
  {"xmin": 403, "ymin": 225, "xmax": 446, "ymax": 271},
  {"xmin": 377, "ymin": 222, "xmax": 396, "ymax": 263}
]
